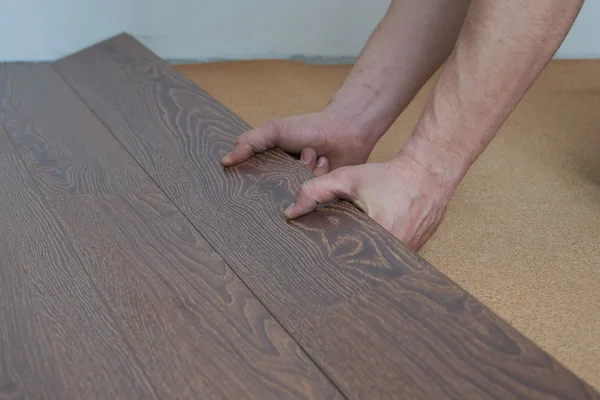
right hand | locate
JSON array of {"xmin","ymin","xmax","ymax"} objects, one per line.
[{"xmin": 221, "ymin": 111, "xmax": 375, "ymax": 176}]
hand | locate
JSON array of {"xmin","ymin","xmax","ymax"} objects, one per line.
[
  {"xmin": 284, "ymin": 154, "xmax": 457, "ymax": 251},
  {"xmin": 221, "ymin": 111, "xmax": 375, "ymax": 176}
]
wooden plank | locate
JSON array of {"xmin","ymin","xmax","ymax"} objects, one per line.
[
  {"xmin": 294, "ymin": 273, "xmax": 599, "ymax": 400},
  {"xmin": 0, "ymin": 63, "xmax": 158, "ymax": 195},
  {"xmin": 48, "ymin": 193, "xmax": 341, "ymax": 399},
  {"xmin": 0, "ymin": 124, "xmax": 14, "ymax": 153},
  {"xmin": 2, "ymin": 59, "xmax": 338, "ymax": 398},
  {"xmin": 51, "ymin": 34, "xmax": 172, "ymax": 111},
  {"xmin": 55, "ymin": 33, "xmax": 409, "ymax": 324},
  {"xmin": 0, "ymin": 154, "xmax": 155, "ymax": 400},
  {"xmin": 54, "ymin": 34, "xmax": 600, "ymax": 399}
]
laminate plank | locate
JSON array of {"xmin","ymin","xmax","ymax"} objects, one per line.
[
  {"xmin": 0, "ymin": 154, "xmax": 155, "ymax": 400},
  {"xmin": 0, "ymin": 63, "xmax": 158, "ymax": 195},
  {"xmin": 48, "ymin": 193, "xmax": 341, "ymax": 400},
  {"xmin": 52, "ymin": 34, "xmax": 172, "ymax": 111},
  {"xmin": 55, "ymin": 33, "xmax": 410, "ymax": 323},
  {"xmin": 54, "ymin": 34, "xmax": 600, "ymax": 399},
  {"xmin": 294, "ymin": 272, "xmax": 599, "ymax": 400},
  {"xmin": 0, "ymin": 124, "xmax": 14, "ymax": 153}
]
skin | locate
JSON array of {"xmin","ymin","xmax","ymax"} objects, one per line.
[{"xmin": 222, "ymin": 0, "xmax": 584, "ymax": 251}]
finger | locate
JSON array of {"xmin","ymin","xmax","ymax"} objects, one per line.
[
  {"xmin": 285, "ymin": 169, "xmax": 355, "ymax": 219},
  {"xmin": 221, "ymin": 122, "xmax": 279, "ymax": 166},
  {"xmin": 298, "ymin": 147, "xmax": 317, "ymax": 172},
  {"xmin": 313, "ymin": 156, "xmax": 329, "ymax": 177}
]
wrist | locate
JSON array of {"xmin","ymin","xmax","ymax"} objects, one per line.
[
  {"xmin": 395, "ymin": 133, "xmax": 469, "ymax": 198},
  {"xmin": 324, "ymin": 84, "xmax": 395, "ymax": 148}
]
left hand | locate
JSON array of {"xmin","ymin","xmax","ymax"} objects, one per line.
[{"xmin": 284, "ymin": 153, "xmax": 458, "ymax": 251}]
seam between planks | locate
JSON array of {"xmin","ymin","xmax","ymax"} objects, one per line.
[
  {"xmin": 0, "ymin": 111, "xmax": 162, "ymax": 400},
  {"xmin": 50, "ymin": 42, "xmax": 600, "ymax": 396},
  {"xmin": 47, "ymin": 35, "xmax": 600, "ymax": 397},
  {"xmin": 50, "ymin": 62, "xmax": 350, "ymax": 400}
]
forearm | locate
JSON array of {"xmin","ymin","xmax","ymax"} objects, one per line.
[
  {"xmin": 403, "ymin": 0, "xmax": 583, "ymax": 188},
  {"xmin": 325, "ymin": 0, "xmax": 470, "ymax": 146}
]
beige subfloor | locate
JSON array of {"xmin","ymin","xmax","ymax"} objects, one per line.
[{"xmin": 176, "ymin": 60, "xmax": 600, "ymax": 389}]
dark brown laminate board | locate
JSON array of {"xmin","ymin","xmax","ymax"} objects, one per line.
[
  {"xmin": 0, "ymin": 63, "xmax": 158, "ymax": 195},
  {"xmin": 295, "ymin": 273, "xmax": 599, "ymax": 400},
  {"xmin": 48, "ymin": 193, "xmax": 340, "ymax": 399},
  {"xmin": 0, "ymin": 154, "xmax": 155, "ymax": 399},
  {"xmin": 55, "ymin": 33, "xmax": 410, "ymax": 325},
  {"xmin": 0, "ymin": 124, "xmax": 14, "ymax": 153},
  {"xmin": 54, "ymin": 34, "xmax": 600, "ymax": 399}
]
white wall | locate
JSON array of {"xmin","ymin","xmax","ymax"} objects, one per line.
[
  {"xmin": 0, "ymin": 0, "xmax": 598, "ymax": 62},
  {"xmin": 555, "ymin": 0, "xmax": 600, "ymax": 58}
]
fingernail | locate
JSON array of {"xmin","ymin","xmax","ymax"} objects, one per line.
[
  {"xmin": 284, "ymin": 202, "xmax": 295, "ymax": 217},
  {"xmin": 221, "ymin": 152, "xmax": 232, "ymax": 164},
  {"xmin": 300, "ymin": 151, "xmax": 309, "ymax": 164},
  {"xmin": 316, "ymin": 157, "xmax": 325, "ymax": 167}
]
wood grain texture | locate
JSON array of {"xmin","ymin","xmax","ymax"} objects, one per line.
[
  {"xmin": 0, "ymin": 63, "xmax": 158, "ymax": 195},
  {"xmin": 0, "ymin": 124, "xmax": 14, "ymax": 153},
  {"xmin": 56, "ymin": 33, "xmax": 410, "ymax": 323},
  {"xmin": 53, "ymin": 34, "xmax": 171, "ymax": 111},
  {"xmin": 48, "ymin": 193, "xmax": 340, "ymax": 400},
  {"xmin": 0, "ymin": 154, "xmax": 155, "ymax": 400},
  {"xmin": 54, "ymin": 34, "xmax": 600, "ymax": 399},
  {"xmin": 295, "ymin": 272, "xmax": 599, "ymax": 400}
]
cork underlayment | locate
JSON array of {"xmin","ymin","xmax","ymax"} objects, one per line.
[{"xmin": 175, "ymin": 60, "xmax": 600, "ymax": 389}]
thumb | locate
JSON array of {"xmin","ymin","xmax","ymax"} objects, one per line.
[
  {"xmin": 222, "ymin": 122, "xmax": 279, "ymax": 166},
  {"xmin": 285, "ymin": 168, "xmax": 357, "ymax": 219}
]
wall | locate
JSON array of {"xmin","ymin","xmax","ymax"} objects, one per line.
[
  {"xmin": 555, "ymin": 0, "xmax": 600, "ymax": 58},
  {"xmin": 0, "ymin": 0, "xmax": 598, "ymax": 62}
]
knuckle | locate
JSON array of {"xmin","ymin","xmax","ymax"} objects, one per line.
[
  {"xmin": 261, "ymin": 120, "xmax": 279, "ymax": 134},
  {"xmin": 234, "ymin": 133, "xmax": 250, "ymax": 146},
  {"xmin": 330, "ymin": 168, "xmax": 349, "ymax": 184},
  {"xmin": 264, "ymin": 119, "xmax": 281, "ymax": 135},
  {"xmin": 298, "ymin": 183, "xmax": 313, "ymax": 199},
  {"xmin": 249, "ymin": 121, "xmax": 279, "ymax": 150},
  {"xmin": 329, "ymin": 168, "xmax": 345, "ymax": 179},
  {"xmin": 262, "ymin": 119, "xmax": 276, "ymax": 129},
  {"xmin": 331, "ymin": 168, "xmax": 356, "ymax": 195}
]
